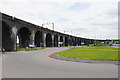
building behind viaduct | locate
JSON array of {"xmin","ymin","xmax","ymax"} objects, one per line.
[{"xmin": 0, "ymin": 13, "xmax": 106, "ymax": 51}]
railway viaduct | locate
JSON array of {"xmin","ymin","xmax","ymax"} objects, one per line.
[{"xmin": 1, "ymin": 13, "xmax": 105, "ymax": 51}]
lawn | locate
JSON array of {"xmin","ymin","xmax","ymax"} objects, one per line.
[{"xmin": 56, "ymin": 46, "xmax": 119, "ymax": 61}]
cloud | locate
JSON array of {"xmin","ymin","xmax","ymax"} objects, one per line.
[
  {"xmin": 107, "ymin": 9, "xmax": 118, "ymax": 18},
  {"xmin": 0, "ymin": 0, "xmax": 118, "ymax": 39},
  {"xmin": 67, "ymin": 2, "xmax": 91, "ymax": 11}
]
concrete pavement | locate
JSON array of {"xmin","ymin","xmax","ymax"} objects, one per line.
[{"xmin": 2, "ymin": 48, "xmax": 118, "ymax": 78}]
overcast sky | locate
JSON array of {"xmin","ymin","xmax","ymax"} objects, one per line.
[{"xmin": 0, "ymin": 0, "xmax": 119, "ymax": 40}]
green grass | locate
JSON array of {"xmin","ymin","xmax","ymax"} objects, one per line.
[
  {"xmin": 11, "ymin": 47, "xmax": 45, "ymax": 52},
  {"xmin": 56, "ymin": 46, "xmax": 119, "ymax": 61},
  {"xmin": 47, "ymin": 46, "xmax": 68, "ymax": 48},
  {"xmin": 112, "ymin": 44, "xmax": 119, "ymax": 46}
]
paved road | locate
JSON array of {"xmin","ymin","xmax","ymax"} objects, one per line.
[
  {"xmin": 111, "ymin": 46, "xmax": 119, "ymax": 48},
  {"xmin": 0, "ymin": 52, "xmax": 2, "ymax": 79},
  {"xmin": 2, "ymin": 48, "xmax": 118, "ymax": 78}
]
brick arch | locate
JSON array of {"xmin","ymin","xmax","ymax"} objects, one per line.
[
  {"xmin": 46, "ymin": 33, "xmax": 52, "ymax": 47},
  {"xmin": 17, "ymin": 27, "xmax": 31, "ymax": 48}
]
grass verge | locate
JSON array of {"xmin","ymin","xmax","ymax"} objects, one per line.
[{"xmin": 55, "ymin": 46, "xmax": 119, "ymax": 61}]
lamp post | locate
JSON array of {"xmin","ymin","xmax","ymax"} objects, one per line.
[
  {"xmin": 42, "ymin": 22, "xmax": 55, "ymax": 47},
  {"xmin": 42, "ymin": 22, "xmax": 54, "ymax": 31},
  {"xmin": 52, "ymin": 23, "xmax": 54, "ymax": 31}
]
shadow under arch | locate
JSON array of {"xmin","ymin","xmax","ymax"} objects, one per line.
[
  {"xmin": 65, "ymin": 37, "xmax": 68, "ymax": 46},
  {"xmin": 17, "ymin": 27, "xmax": 31, "ymax": 48},
  {"xmin": 46, "ymin": 33, "xmax": 52, "ymax": 47},
  {"xmin": 35, "ymin": 31, "xmax": 43, "ymax": 47},
  {"xmin": 71, "ymin": 38, "xmax": 74, "ymax": 46},
  {"xmin": 60, "ymin": 36, "xmax": 63, "ymax": 47}
]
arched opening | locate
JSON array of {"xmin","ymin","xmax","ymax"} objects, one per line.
[
  {"xmin": 68, "ymin": 39, "xmax": 71, "ymax": 46},
  {"xmin": 65, "ymin": 37, "xmax": 68, "ymax": 46},
  {"xmin": 86, "ymin": 39, "xmax": 89, "ymax": 45},
  {"xmin": 60, "ymin": 36, "xmax": 63, "ymax": 47},
  {"xmin": 78, "ymin": 39, "xmax": 80, "ymax": 46},
  {"xmin": 71, "ymin": 38, "xmax": 74, "ymax": 46},
  {"xmin": 17, "ymin": 35, "xmax": 20, "ymax": 48},
  {"xmin": 35, "ymin": 31, "xmax": 43, "ymax": 47},
  {"xmin": 74, "ymin": 38, "xmax": 77, "ymax": 46},
  {"xmin": 46, "ymin": 33, "xmax": 52, "ymax": 47},
  {"xmin": 80, "ymin": 39, "xmax": 83, "ymax": 45},
  {"xmin": 84, "ymin": 39, "xmax": 87, "ymax": 45},
  {"xmin": 17, "ymin": 27, "xmax": 31, "ymax": 48},
  {"xmin": 73, "ymin": 38, "xmax": 75, "ymax": 46},
  {"xmin": 81, "ymin": 39, "xmax": 85, "ymax": 45},
  {"xmin": 76, "ymin": 38, "xmax": 79, "ymax": 46},
  {"xmin": 54, "ymin": 35, "xmax": 58, "ymax": 47},
  {"xmin": 2, "ymin": 21, "xmax": 14, "ymax": 51}
]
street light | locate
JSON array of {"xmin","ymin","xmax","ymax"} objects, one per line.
[
  {"xmin": 42, "ymin": 22, "xmax": 54, "ymax": 31},
  {"xmin": 64, "ymin": 31, "xmax": 72, "ymax": 35},
  {"xmin": 42, "ymin": 22, "xmax": 55, "ymax": 47}
]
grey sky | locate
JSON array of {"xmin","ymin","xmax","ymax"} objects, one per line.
[{"xmin": 0, "ymin": 0, "xmax": 118, "ymax": 40}]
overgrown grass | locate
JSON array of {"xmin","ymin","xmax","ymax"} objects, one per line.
[{"xmin": 56, "ymin": 46, "xmax": 119, "ymax": 61}]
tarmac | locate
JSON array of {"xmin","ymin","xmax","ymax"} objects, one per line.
[{"xmin": 2, "ymin": 48, "xmax": 118, "ymax": 78}]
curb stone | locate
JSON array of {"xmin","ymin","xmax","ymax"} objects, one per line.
[{"xmin": 49, "ymin": 53, "xmax": 119, "ymax": 65}]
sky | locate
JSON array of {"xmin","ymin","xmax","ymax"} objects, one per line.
[{"xmin": 0, "ymin": 0, "xmax": 119, "ymax": 40}]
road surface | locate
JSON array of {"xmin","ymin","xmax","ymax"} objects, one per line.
[
  {"xmin": 0, "ymin": 52, "xmax": 2, "ymax": 79},
  {"xmin": 2, "ymin": 48, "xmax": 118, "ymax": 78},
  {"xmin": 111, "ymin": 46, "xmax": 119, "ymax": 48}
]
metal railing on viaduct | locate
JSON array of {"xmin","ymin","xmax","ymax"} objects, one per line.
[{"xmin": 0, "ymin": 13, "xmax": 106, "ymax": 51}]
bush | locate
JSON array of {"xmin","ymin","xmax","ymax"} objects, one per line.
[
  {"xmin": 88, "ymin": 44, "xmax": 95, "ymax": 47},
  {"xmin": 108, "ymin": 44, "xmax": 113, "ymax": 46}
]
